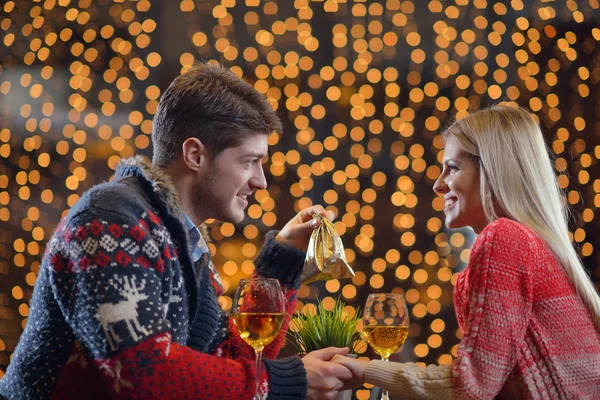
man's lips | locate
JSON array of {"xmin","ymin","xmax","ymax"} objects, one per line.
[{"xmin": 237, "ymin": 193, "xmax": 251, "ymax": 204}]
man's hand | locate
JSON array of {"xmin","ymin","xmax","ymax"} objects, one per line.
[
  {"xmin": 331, "ymin": 354, "xmax": 369, "ymax": 391},
  {"xmin": 302, "ymin": 347, "xmax": 353, "ymax": 400},
  {"xmin": 276, "ymin": 205, "xmax": 335, "ymax": 251}
]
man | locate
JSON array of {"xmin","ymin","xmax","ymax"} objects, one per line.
[{"xmin": 0, "ymin": 63, "xmax": 351, "ymax": 399}]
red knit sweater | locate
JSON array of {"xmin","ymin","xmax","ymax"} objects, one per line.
[{"xmin": 364, "ymin": 218, "xmax": 600, "ymax": 399}]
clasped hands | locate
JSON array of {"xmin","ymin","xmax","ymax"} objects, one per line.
[{"xmin": 301, "ymin": 347, "xmax": 369, "ymax": 400}]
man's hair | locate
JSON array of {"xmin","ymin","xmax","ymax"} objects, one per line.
[{"xmin": 151, "ymin": 62, "xmax": 283, "ymax": 165}]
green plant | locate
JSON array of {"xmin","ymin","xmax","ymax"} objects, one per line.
[{"xmin": 287, "ymin": 297, "xmax": 364, "ymax": 355}]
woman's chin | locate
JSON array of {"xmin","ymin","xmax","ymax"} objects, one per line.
[{"xmin": 445, "ymin": 218, "xmax": 466, "ymax": 231}]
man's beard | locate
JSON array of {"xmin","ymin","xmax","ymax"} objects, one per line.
[{"xmin": 191, "ymin": 165, "xmax": 240, "ymax": 223}]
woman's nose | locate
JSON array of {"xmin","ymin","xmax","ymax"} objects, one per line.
[{"xmin": 433, "ymin": 175, "xmax": 448, "ymax": 195}]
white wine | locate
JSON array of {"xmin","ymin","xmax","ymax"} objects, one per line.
[
  {"xmin": 233, "ymin": 312, "xmax": 285, "ymax": 349},
  {"xmin": 362, "ymin": 325, "xmax": 409, "ymax": 359}
]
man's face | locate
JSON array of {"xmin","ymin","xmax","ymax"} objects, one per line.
[{"xmin": 193, "ymin": 133, "xmax": 268, "ymax": 223}]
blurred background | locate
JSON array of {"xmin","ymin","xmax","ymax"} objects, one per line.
[{"xmin": 0, "ymin": 0, "xmax": 599, "ymax": 398}]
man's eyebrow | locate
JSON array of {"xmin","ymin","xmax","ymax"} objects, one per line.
[{"xmin": 240, "ymin": 152, "xmax": 267, "ymax": 159}]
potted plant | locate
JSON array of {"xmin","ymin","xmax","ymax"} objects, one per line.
[{"xmin": 287, "ymin": 297, "xmax": 365, "ymax": 400}]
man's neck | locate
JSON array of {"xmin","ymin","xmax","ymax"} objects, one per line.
[{"xmin": 163, "ymin": 163, "xmax": 205, "ymax": 226}]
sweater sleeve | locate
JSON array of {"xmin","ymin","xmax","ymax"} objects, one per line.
[
  {"xmin": 363, "ymin": 220, "xmax": 534, "ymax": 399},
  {"xmin": 254, "ymin": 230, "xmax": 306, "ymax": 290},
  {"xmin": 365, "ymin": 361, "xmax": 454, "ymax": 399},
  {"xmin": 48, "ymin": 208, "xmax": 307, "ymax": 399}
]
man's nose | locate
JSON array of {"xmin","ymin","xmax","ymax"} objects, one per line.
[{"xmin": 250, "ymin": 164, "xmax": 267, "ymax": 190}]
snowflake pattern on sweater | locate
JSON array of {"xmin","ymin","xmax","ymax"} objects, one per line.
[
  {"xmin": 48, "ymin": 210, "xmax": 183, "ymax": 355},
  {"xmin": 0, "ymin": 156, "xmax": 308, "ymax": 400}
]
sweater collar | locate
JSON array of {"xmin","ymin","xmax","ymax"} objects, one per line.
[
  {"xmin": 114, "ymin": 155, "xmax": 186, "ymax": 224},
  {"xmin": 114, "ymin": 155, "xmax": 211, "ymax": 244}
]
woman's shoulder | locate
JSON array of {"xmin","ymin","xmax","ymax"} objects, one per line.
[
  {"xmin": 471, "ymin": 218, "xmax": 546, "ymax": 261},
  {"xmin": 477, "ymin": 218, "xmax": 539, "ymax": 244}
]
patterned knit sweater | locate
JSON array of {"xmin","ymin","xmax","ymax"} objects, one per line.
[
  {"xmin": 364, "ymin": 218, "xmax": 600, "ymax": 399},
  {"xmin": 0, "ymin": 156, "xmax": 308, "ymax": 399}
]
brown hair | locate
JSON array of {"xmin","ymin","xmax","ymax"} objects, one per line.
[{"xmin": 151, "ymin": 62, "xmax": 283, "ymax": 166}]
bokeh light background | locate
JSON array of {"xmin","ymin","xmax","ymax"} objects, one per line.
[{"xmin": 1, "ymin": 0, "xmax": 599, "ymax": 397}]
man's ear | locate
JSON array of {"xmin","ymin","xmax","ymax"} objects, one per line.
[{"xmin": 181, "ymin": 137, "xmax": 210, "ymax": 172}]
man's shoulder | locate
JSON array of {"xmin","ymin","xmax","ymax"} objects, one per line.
[{"xmin": 66, "ymin": 179, "xmax": 149, "ymax": 224}]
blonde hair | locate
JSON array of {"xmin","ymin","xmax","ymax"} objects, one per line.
[{"xmin": 443, "ymin": 105, "xmax": 600, "ymax": 330}]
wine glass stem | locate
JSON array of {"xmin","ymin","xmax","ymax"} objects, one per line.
[
  {"xmin": 381, "ymin": 357, "xmax": 389, "ymax": 400},
  {"xmin": 254, "ymin": 347, "xmax": 264, "ymax": 400}
]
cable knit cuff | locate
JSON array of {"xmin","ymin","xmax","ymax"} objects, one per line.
[
  {"xmin": 264, "ymin": 356, "xmax": 307, "ymax": 399},
  {"xmin": 254, "ymin": 231, "xmax": 306, "ymax": 289},
  {"xmin": 365, "ymin": 360, "xmax": 454, "ymax": 399},
  {"xmin": 365, "ymin": 360, "xmax": 405, "ymax": 392}
]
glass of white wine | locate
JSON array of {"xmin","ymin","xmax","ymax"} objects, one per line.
[
  {"xmin": 232, "ymin": 278, "xmax": 285, "ymax": 400},
  {"xmin": 362, "ymin": 293, "xmax": 410, "ymax": 400}
]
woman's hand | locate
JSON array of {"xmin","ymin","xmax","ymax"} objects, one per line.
[
  {"xmin": 302, "ymin": 347, "xmax": 353, "ymax": 400},
  {"xmin": 331, "ymin": 355, "xmax": 369, "ymax": 391}
]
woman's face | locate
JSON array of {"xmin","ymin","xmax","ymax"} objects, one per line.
[{"xmin": 433, "ymin": 136, "xmax": 487, "ymax": 233}]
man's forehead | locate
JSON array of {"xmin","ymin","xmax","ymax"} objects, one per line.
[{"xmin": 233, "ymin": 131, "xmax": 269, "ymax": 156}]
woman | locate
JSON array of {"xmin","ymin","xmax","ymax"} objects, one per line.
[{"xmin": 334, "ymin": 106, "xmax": 600, "ymax": 399}]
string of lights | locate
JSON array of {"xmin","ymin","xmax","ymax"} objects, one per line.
[{"xmin": 1, "ymin": 1, "xmax": 599, "ymax": 398}]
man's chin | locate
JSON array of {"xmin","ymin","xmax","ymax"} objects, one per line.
[
  {"xmin": 220, "ymin": 207, "xmax": 245, "ymax": 224},
  {"xmin": 231, "ymin": 214, "xmax": 245, "ymax": 224}
]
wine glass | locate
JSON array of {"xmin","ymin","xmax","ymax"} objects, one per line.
[
  {"xmin": 362, "ymin": 293, "xmax": 410, "ymax": 400},
  {"xmin": 232, "ymin": 278, "xmax": 285, "ymax": 400}
]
